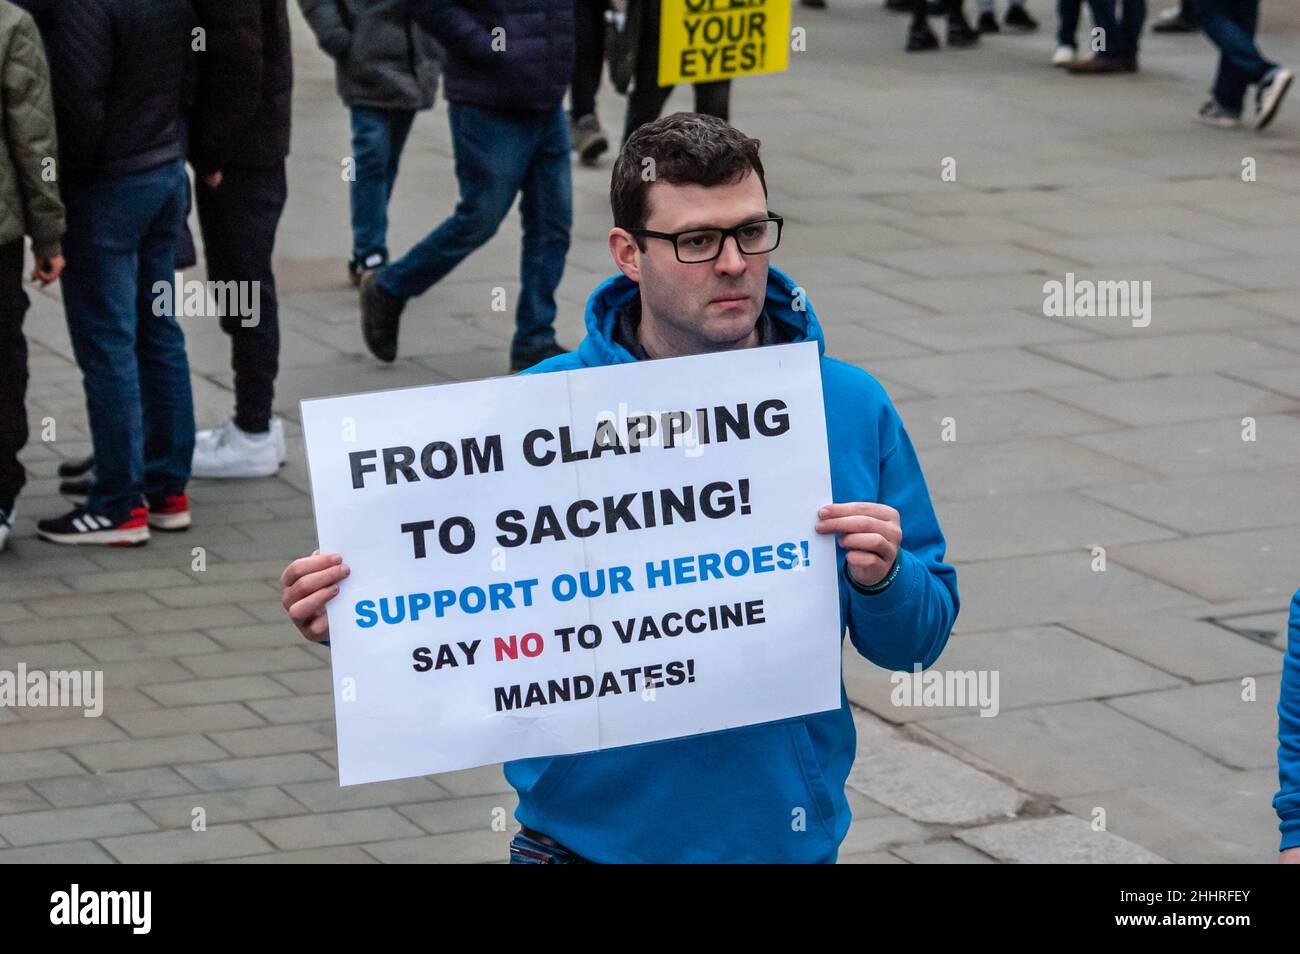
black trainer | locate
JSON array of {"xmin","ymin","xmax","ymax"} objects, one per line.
[
  {"xmin": 884, "ymin": 0, "xmax": 910, "ymax": 10},
  {"xmin": 348, "ymin": 249, "xmax": 387, "ymax": 288},
  {"xmin": 510, "ymin": 342, "xmax": 571, "ymax": 374},
  {"xmin": 977, "ymin": 11, "xmax": 999, "ymax": 32},
  {"xmin": 1003, "ymin": 3, "xmax": 1038, "ymax": 30},
  {"xmin": 37, "ymin": 504, "xmax": 149, "ymax": 547},
  {"xmin": 59, "ymin": 475, "xmax": 93, "ymax": 499},
  {"xmin": 906, "ymin": 21, "xmax": 940, "ymax": 51},
  {"xmin": 946, "ymin": 17, "xmax": 980, "ymax": 46},
  {"xmin": 56, "ymin": 455, "xmax": 95, "ymax": 479},
  {"xmin": 359, "ymin": 268, "xmax": 406, "ymax": 363}
]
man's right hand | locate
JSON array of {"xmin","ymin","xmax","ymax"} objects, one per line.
[{"xmin": 280, "ymin": 550, "xmax": 349, "ymax": 642}]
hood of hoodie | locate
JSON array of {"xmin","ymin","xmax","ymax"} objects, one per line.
[{"xmin": 575, "ymin": 265, "xmax": 826, "ymax": 368}]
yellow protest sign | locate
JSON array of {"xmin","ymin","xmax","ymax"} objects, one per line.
[{"xmin": 658, "ymin": 0, "xmax": 791, "ymax": 86}]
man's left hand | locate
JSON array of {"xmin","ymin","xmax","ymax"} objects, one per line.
[
  {"xmin": 815, "ymin": 502, "xmax": 901, "ymax": 587},
  {"xmin": 203, "ymin": 170, "xmax": 224, "ymax": 188}
]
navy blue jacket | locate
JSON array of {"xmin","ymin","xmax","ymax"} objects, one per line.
[{"xmin": 411, "ymin": 0, "xmax": 573, "ymax": 111}]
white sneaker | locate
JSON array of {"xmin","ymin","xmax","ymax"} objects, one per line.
[
  {"xmin": 0, "ymin": 506, "xmax": 13, "ymax": 551},
  {"xmin": 1256, "ymin": 67, "xmax": 1293, "ymax": 130},
  {"xmin": 196, "ymin": 417, "xmax": 286, "ymax": 465},
  {"xmin": 191, "ymin": 419, "xmax": 280, "ymax": 479},
  {"xmin": 1052, "ymin": 45, "xmax": 1075, "ymax": 67}
]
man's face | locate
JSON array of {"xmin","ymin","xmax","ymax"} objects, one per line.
[{"xmin": 613, "ymin": 170, "xmax": 770, "ymax": 353}]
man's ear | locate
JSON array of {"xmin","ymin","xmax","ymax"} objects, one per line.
[{"xmin": 608, "ymin": 228, "xmax": 642, "ymax": 283}]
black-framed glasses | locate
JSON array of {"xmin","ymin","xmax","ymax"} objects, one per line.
[{"xmin": 629, "ymin": 213, "xmax": 784, "ymax": 264}]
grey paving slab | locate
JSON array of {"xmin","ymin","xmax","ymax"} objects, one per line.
[
  {"xmin": 897, "ymin": 392, "xmax": 1118, "ymax": 449},
  {"xmin": 919, "ymin": 701, "xmax": 1233, "ymax": 797},
  {"xmin": 938, "ymin": 491, "xmax": 1178, "ymax": 561},
  {"xmin": 1057, "ymin": 769, "xmax": 1284, "ymax": 864},
  {"xmin": 891, "ymin": 840, "xmax": 996, "ymax": 864},
  {"xmin": 100, "ymin": 824, "xmax": 277, "ymax": 864},
  {"xmin": 1082, "ymin": 469, "xmax": 1300, "ymax": 535},
  {"xmin": 1033, "ymin": 333, "xmax": 1298, "ymax": 380},
  {"xmin": 1073, "ymin": 414, "xmax": 1300, "ymax": 478},
  {"xmin": 845, "ymin": 625, "xmax": 1184, "ymax": 723},
  {"xmin": 1106, "ymin": 676, "xmax": 1283, "ymax": 771},
  {"xmin": 869, "ymin": 348, "xmax": 1107, "ymax": 396},
  {"xmin": 1047, "ymin": 373, "xmax": 1300, "ymax": 426},
  {"xmin": 1065, "ymin": 614, "xmax": 1284, "ymax": 684},
  {"xmin": 1110, "ymin": 525, "xmax": 1300, "ymax": 602},
  {"xmin": 948, "ymin": 552, "xmax": 1205, "ymax": 633},
  {"xmin": 923, "ymin": 438, "xmax": 1159, "ymax": 500},
  {"xmin": 955, "ymin": 816, "xmax": 1169, "ymax": 863}
]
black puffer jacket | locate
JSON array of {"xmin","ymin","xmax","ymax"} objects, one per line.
[
  {"xmin": 190, "ymin": 0, "xmax": 293, "ymax": 174},
  {"xmin": 47, "ymin": 0, "xmax": 195, "ymax": 182},
  {"xmin": 410, "ymin": 0, "xmax": 572, "ymax": 112}
]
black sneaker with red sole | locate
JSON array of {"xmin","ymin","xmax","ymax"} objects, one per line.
[
  {"xmin": 146, "ymin": 493, "xmax": 191, "ymax": 531},
  {"xmin": 37, "ymin": 505, "xmax": 149, "ymax": 546}
]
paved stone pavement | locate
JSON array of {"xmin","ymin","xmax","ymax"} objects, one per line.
[{"xmin": 2, "ymin": 4, "xmax": 1299, "ymax": 863}]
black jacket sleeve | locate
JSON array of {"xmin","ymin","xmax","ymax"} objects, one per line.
[{"xmin": 189, "ymin": 0, "xmax": 265, "ymax": 175}]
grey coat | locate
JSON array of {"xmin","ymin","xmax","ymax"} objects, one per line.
[{"xmin": 299, "ymin": 0, "xmax": 440, "ymax": 111}]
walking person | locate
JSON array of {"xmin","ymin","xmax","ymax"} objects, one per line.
[
  {"xmin": 0, "ymin": 0, "xmax": 64, "ymax": 551},
  {"xmin": 1068, "ymin": 0, "xmax": 1146, "ymax": 72},
  {"xmin": 571, "ymin": 0, "xmax": 611, "ymax": 165},
  {"xmin": 359, "ymin": 0, "xmax": 574, "ymax": 374},
  {"xmin": 37, "ymin": 0, "xmax": 196, "ymax": 545},
  {"xmin": 299, "ymin": 0, "xmax": 441, "ymax": 285},
  {"xmin": 1190, "ymin": 0, "xmax": 1292, "ymax": 129},
  {"xmin": 622, "ymin": 1, "xmax": 732, "ymax": 142},
  {"xmin": 187, "ymin": 0, "xmax": 296, "ymax": 480},
  {"xmin": 907, "ymin": 0, "xmax": 981, "ymax": 50}
]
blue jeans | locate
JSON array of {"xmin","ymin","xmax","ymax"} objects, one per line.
[
  {"xmin": 1085, "ymin": 0, "xmax": 1146, "ymax": 57},
  {"xmin": 1192, "ymin": 0, "xmax": 1275, "ymax": 114},
  {"xmin": 379, "ymin": 103, "xmax": 572, "ymax": 357},
  {"xmin": 508, "ymin": 830, "xmax": 594, "ymax": 864},
  {"xmin": 61, "ymin": 159, "xmax": 194, "ymax": 514},
  {"xmin": 349, "ymin": 106, "xmax": 416, "ymax": 260}
]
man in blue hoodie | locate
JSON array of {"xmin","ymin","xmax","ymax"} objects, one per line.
[
  {"xmin": 1277, "ymin": 585, "xmax": 1300, "ymax": 862},
  {"xmin": 282, "ymin": 113, "xmax": 959, "ymax": 863}
]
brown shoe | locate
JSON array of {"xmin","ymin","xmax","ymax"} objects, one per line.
[{"xmin": 1068, "ymin": 56, "xmax": 1137, "ymax": 74}]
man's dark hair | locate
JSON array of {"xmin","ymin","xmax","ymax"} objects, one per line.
[{"xmin": 611, "ymin": 113, "xmax": 767, "ymax": 244}]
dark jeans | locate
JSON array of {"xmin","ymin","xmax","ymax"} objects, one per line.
[
  {"xmin": 572, "ymin": 0, "xmax": 606, "ymax": 119},
  {"xmin": 623, "ymin": 0, "xmax": 730, "ymax": 144},
  {"xmin": 508, "ymin": 829, "xmax": 594, "ymax": 864},
  {"xmin": 349, "ymin": 106, "xmax": 416, "ymax": 260},
  {"xmin": 1057, "ymin": 0, "xmax": 1083, "ymax": 46},
  {"xmin": 195, "ymin": 163, "xmax": 288, "ymax": 435},
  {"xmin": 1192, "ymin": 0, "xmax": 1275, "ymax": 114},
  {"xmin": 1085, "ymin": 0, "xmax": 1146, "ymax": 57},
  {"xmin": 0, "ymin": 238, "xmax": 30, "ymax": 512},
  {"xmin": 61, "ymin": 159, "xmax": 194, "ymax": 514},
  {"xmin": 379, "ymin": 102, "xmax": 571, "ymax": 358}
]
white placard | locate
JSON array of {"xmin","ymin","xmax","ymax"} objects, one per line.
[{"xmin": 301, "ymin": 342, "xmax": 842, "ymax": 785}]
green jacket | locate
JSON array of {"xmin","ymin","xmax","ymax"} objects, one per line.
[{"xmin": 0, "ymin": 1, "xmax": 62, "ymax": 258}]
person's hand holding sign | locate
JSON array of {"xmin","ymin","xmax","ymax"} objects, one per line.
[
  {"xmin": 815, "ymin": 502, "xmax": 901, "ymax": 588},
  {"xmin": 280, "ymin": 550, "xmax": 349, "ymax": 642}
]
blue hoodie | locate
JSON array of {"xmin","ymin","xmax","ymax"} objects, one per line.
[
  {"xmin": 1276, "ymin": 587, "xmax": 1300, "ymax": 852},
  {"xmin": 505, "ymin": 266, "xmax": 960, "ymax": 862}
]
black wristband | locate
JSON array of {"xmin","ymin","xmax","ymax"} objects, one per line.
[{"xmin": 845, "ymin": 554, "xmax": 901, "ymax": 595}]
